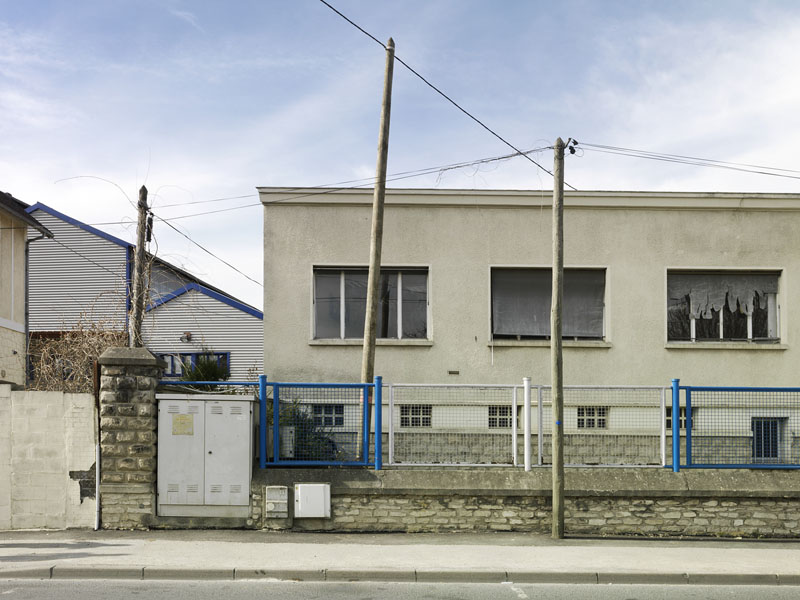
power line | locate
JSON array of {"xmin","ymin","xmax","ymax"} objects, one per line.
[
  {"xmin": 152, "ymin": 146, "xmax": 552, "ymax": 222},
  {"xmin": 578, "ymin": 143, "xmax": 800, "ymax": 181},
  {"xmin": 152, "ymin": 213, "xmax": 263, "ymax": 288},
  {"xmin": 317, "ymin": 0, "xmax": 576, "ymax": 191}
]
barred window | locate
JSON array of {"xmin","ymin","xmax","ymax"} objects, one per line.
[
  {"xmin": 488, "ymin": 405, "xmax": 512, "ymax": 428},
  {"xmin": 577, "ymin": 406, "xmax": 607, "ymax": 429},
  {"xmin": 665, "ymin": 406, "xmax": 687, "ymax": 430},
  {"xmin": 400, "ymin": 404, "xmax": 431, "ymax": 427},
  {"xmin": 312, "ymin": 404, "xmax": 344, "ymax": 427}
]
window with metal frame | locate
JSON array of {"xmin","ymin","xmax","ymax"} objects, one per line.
[
  {"xmin": 488, "ymin": 405, "xmax": 512, "ymax": 428},
  {"xmin": 400, "ymin": 404, "xmax": 432, "ymax": 427},
  {"xmin": 665, "ymin": 406, "xmax": 687, "ymax": 430},
  {"xmin": 577, "ymin": 406, "xmax": 607, "ymax": 429},
  {"xmin": 313, "ymin": 267, "xmax": 428, "ymax": 339},
  {"xmin": 491, "ymin": 268, "xmax": 605, "ymax": 340},
  {"xmin": 312, "ymin": 404, "xmax": 344, "ymax": 427},
  {"xmin": 159, "ymin": 352, "xmax": 230, "ymax": 377},
  {"xmin": 752, "ymin": 417, "xmax": 783, "ymax": 460},
  {"xmin": 667, "ymin": 271, "xmax": 779, "ymax": 342}
]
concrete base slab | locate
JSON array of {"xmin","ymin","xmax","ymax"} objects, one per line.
[
  {"xmin": 234, "ymin": 568, "xmax": 326, "ymax": 581},
  {"xmin": 326, "ymin": 569, "xmax": 416, "ymax": 582}
]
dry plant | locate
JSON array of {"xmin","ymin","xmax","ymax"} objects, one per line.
[{"xmin": 28, "ymin": 318, "xmax": 127, "ymax": 393}]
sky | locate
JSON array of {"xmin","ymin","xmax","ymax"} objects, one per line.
[{"xmin": 2, "ymin": 1, "xmax": 800, "ymax": 309}]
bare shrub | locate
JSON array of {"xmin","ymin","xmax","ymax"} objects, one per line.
[{"xmin": 28, "ymin": 319, "xmax": 127, "ymax": 393}]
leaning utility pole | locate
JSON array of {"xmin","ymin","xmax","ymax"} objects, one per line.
[
  {"xmin": 359, "ymin": 38, "xmax": 395, "ymax": 458},
  {"xmin": 129, "ymin": 185, "xmax": 148, "ymax": 348},
  {"xmin": 551, "ymin": 138, "xmax": 565, "ymax": 539}
]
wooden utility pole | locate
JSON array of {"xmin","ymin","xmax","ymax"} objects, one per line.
[
  {"xmin": 359, "ymin": 38, "xmax": 395, "ymax": 458},
  {"xmin": 551, "ymin": 138, "xmax": 565, "ymax": 539},
  {"xmin": 129, "ymin": 185, "xmax": 148, "ymax": 348}
]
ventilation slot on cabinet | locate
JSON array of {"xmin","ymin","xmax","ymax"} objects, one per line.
[
  {"xmin": 186, "ymin": 484, "xmax": 199, "ymax": 493},
  {"xmin": 167, "ymin": 484, "xmax": 179, "ymax": 493},
  {"xmin": 229, "ymin": 485, "xmax": 242, "ymax": 494},
  {"xmin": 166, "ymin": 405, "xmax": 180, "ymax": 414},
  {"xmin": 210, "ymin": 406, "xmax": 224, "ymax": 415},
  {"xmin": 209, "ymin": 484, "xmax": 223, "ymax": 494},
  {"xmin": 230, "ymin": 406, "xmax": 243, "ymax": 415},
  {"xmin": 188, "ymin": 405, "xmax": 200, "ymax": 414}
]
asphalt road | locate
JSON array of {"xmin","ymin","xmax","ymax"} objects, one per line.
[{"xmin": 2, "ymin": 580, "xmax": 800, "ymax": 600}]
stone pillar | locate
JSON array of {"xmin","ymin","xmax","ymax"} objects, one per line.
[{"xmin": 98, "ymin": 347, "xmax": 164, "ymax": 529}]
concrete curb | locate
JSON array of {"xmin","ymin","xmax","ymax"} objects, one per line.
[{"xmin": 2, "ymin": 567, "xmax": 800, "ymax": 585}]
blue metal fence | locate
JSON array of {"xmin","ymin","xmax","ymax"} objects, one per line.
[
  {"xmin": 258, "ymin": 375, "xmax": 382, "ymax": 470},
  {"xmin": 670, "ymin": 379, "xmax": 800, "ymax": 470}
]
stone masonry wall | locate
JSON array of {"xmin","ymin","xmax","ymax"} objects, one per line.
[
  {"xmin": 255, "ymin": 468, "xmax": 800, "ymax": 538},
  {"xmin": 98, "ymin": 347, "xmax": 163, "ymax": 530}
]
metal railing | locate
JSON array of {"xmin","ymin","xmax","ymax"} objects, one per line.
[
  {"xmin": 670, "ymin": 380, "xmax": 800, "ymax": 470},
  {"xmin": 387, "ymin": 382, "xmax": 669, "ymax": 467},
  {"xmin": 258, "ymin": 375, "xmax": 382, "ymax": 470}
]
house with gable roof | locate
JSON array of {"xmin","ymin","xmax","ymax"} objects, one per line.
[{"xmin": 26, "ymin": 203, "xmax": 262, "ymax": 381}]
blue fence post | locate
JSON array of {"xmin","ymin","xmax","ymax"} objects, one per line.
[
  {"xmin": 259, "ymin": 375, "xmax": 267, "ymax": 469},
  {"xmin": 273, "ymin": 383, "xmax": 280, "ymax": 463},
  {"xmin": 685, "ymin": 388, "xmax": 693, "ymax": 467},
  {"xmin": 374, "ymin": 376, "xmax": 382, "ymax": 471},
  {"xmin": 671, "ymin": 378, "xmax": 680, "ymax": 472},
  {"xmin": 362, "ymin": 384, "xmax": 370, "ymax": 466}
]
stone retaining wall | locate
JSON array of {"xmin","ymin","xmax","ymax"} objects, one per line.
[{"xmin": 254, "ymin": 468, "xmax": 800, "ymax": 537}]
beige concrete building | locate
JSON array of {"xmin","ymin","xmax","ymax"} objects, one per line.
[
  {"xmin": 0, "ymin": 193, "xmax": 51, "ymax": 386},
  {"xmin": 260, "ymin": 188, "xmax": 799, "ymax": 387}
]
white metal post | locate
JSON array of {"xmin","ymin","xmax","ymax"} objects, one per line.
[
  {"xmin": 512, "ymin": 387, "xmax": 518, "ymax": 467},
  {"xmin": 538, "ymin": 385, "xmax": 544, "ymax": 466},
  {"xmin": 388, "ymin": 383, "xmax": 395, "ymax": 465},
  {"xmin": 523, "ymin": 377, "xmax": 532, "ymax": 471}
]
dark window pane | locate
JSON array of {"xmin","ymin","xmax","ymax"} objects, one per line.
[
  {"xmin": 667, "ymin": 294, "xmax": 691, "ymax": 341},
  {"xmin": 491, "ymin": 269, "xmax": 550, "ymax": 337},
  {"xmin": 401, "ymin": 272, "xmax": 427, "ymax": 338},
  {"xmin": 377, "ymin": 272, "xmax": 398, "ymax": 338},
  {"xmin": 344, "ymin": 271, "xmax": 367, "ymax": 338},
  {"xmin": 563, "ymin": 270, "xmax": 604, "ymax": 338},
  {"xmin": 752, "ymin": 293, "xmax": 769, "ymax": 338},
  {"xmin": 314, "ymin": 271, "xmax": 341, "ymax": 338},
  {"xmin": 723, "ymin": 296, "xmax": 748, "ymax": 339},
  {"xmin": 695, "ymin": 309, "xmax": 719, "ymax": 340}
]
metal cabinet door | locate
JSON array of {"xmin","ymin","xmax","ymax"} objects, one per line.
[{"xmin": 204, "ymin": 400, "xmax": 252, "ymax": 505}]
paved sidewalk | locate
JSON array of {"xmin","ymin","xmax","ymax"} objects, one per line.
[{"xmin": 2, "ymin": 530, "xmax": 800, "ymax": 585}]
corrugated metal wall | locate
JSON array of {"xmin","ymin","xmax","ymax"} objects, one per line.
[
  {"xmin": 142, "ymin": 289, "xmax": 263, "ymax": 381},
  {"xmin": 28, "ymin": 210, "xmax": 128, "ymax": 332}
]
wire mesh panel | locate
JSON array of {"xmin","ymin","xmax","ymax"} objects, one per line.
[
  {"xmin": 540, "ymin": 386, "xmax": 666, "ymax": 466},
  {"xmin": 389, "ymin": 385, "xmax": 517, "ymax": 465},
  {"xmin": 273, "ymin": 384, "xmax": 366, "ymax": 463},
  {"xmin": 686, "ymin": 388, "xmax": 800, "ymax": 467}
]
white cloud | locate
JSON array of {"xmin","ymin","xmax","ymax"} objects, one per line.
[{"xmin": 168, "ymin": 9, "xmax": 204, "ymax": 34}]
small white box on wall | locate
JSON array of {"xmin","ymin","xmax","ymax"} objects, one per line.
[{"xmin": 294, "ymin": 483, "xmax": 330, "ymax": 518}]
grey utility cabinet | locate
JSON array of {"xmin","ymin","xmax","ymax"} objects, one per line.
[{"xmin": 157, "ymin": 393, "xmax": 254, "ymax": 518}]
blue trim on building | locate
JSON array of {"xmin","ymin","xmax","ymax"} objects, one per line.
[
  {"xmin": 146, "ymin": 282, "xmax": 263, "ymax": 319},
  {"xmin": 26, "ymin": 203, "xmax": 132, "ymax": 248}
]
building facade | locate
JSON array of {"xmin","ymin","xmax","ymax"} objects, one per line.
[
  {"xmin": 259, "ymin": 188, "xmax": 799, "ymax": 387},
  {"xmin": 26, "ymin": 203, "xmax": 263, "ymax": 381},
  {"xmin": 0, "ymin": 193, "xmax": 51, "ymax": 386}
]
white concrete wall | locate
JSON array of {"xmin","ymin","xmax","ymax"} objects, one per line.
[
  {"xmin": 0, "ymin": 384, "xmax": 96, "ymax": 530},
  {"xmin": 260, "ymin": 188, "xmax": 800, "ymax": 387}
]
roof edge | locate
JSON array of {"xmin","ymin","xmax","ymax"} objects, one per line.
[
  {"xmin": 147, "ymin": 283, "xmax": 263, "ymax": 319},
  {"xmin": 26, "ymin": 202, "xmax": 131, "ymax": 247}
]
